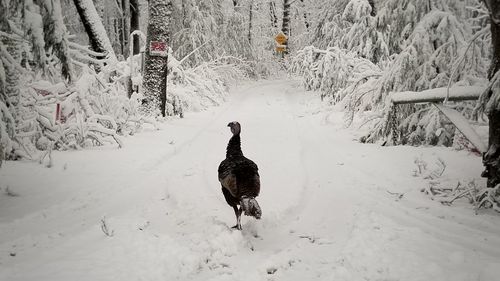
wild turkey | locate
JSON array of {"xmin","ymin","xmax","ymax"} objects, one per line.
[{"xmin": 218, "ymin": 121, "xmax": 262, "ymax": 230}]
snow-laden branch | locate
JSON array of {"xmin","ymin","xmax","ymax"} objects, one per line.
[
  {"xmin": 178, "ymin": 38, "xmax": 214, "ymax": 66},
  {"xmin": 391, "ymin": 86, "xmax": 484, "ymax": 104},
  {"xmin": 68, "ymin": 41, "xmax": 106, "ymax": 58},
  {"xmin": 73, "ymin": 0, "xmax": 117, "ymax": 65},
  {"xmin": 445, "ymin": 26, "xmax": 490, "ymax": 102}
]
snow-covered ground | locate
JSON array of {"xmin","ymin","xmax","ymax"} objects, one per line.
[{"xmin": 1, "ymin": 80, "xmax": 499, "ymax": 281}]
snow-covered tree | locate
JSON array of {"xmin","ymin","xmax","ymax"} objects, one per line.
[
  {"xmin": 309, "ymin": 0, "xmax": 388, "ymax": 63},
  {"xmin": 171, "ymin": 0, "xmax": 224, "ymax": 66},
  {"xmin": 170, "ymin": 0, "xmax": 257, "ymax": 67}
]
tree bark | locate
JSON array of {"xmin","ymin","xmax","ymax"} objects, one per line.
[
  {"xmin": 299, "ymin": 0, "xmax": 309, "ymax": 30},
  {"xmin": 248, "ymin": 0, "xmax": 254, "ymax": 46},
  {"xmin": 368, "ymin": 0, "xmax": 376, "ymax": 16},
  {"xmin": 482, "ymin": 0, "xmax": 500, "ymax": 188},
  {"xmin": 143, "ymin": 0, "xmax": 172, "ymax": 117},
  {"xmin": 73, "ymin": 0, "xmax": 117, "ymax": 63},
  {"xmin": 269, "ymin": 1, "xmax": 278, "ymax": 28},
  {"xmin": 281, "ymin": 0, "xmax": 290, "ymax": 36},
  {"xmin": 130, "ymin": 0, "xmax": 140, "ymax": 55},
  {"xmin": 121, "ymin": 0, "xmax": 131, "ymax": 57},
  {"xmin": 281, "ymin": 0, "xmax": 291, "ymax": 54}
]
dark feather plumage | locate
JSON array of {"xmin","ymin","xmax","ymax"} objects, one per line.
[{"xmin": 218, "ymin": 122, "xmax": 261, "ymax": 230}]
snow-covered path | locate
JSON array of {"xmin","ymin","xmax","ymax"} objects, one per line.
[{"xmin": 1, "ymin": 80, "xmax": 500, "ymax": 281}]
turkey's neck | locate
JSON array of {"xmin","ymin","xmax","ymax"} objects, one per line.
[{"xmin": 226, "ymin": 134, "xmax": 243, "ymax": 158}]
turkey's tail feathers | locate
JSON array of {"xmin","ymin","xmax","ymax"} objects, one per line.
[{"xmin": 241, "ymin": 197, "xmax": 262, "ymax": 219}]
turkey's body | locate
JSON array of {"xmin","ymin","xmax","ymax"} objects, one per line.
[
  {"xmin": 218, "ymin": 122, "xmax": 261, "ymax": 230},
  {"xmin": 219, "ymin": 156, "xmax": 260, "ymax": 199}
]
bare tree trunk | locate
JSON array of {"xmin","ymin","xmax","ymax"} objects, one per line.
[
  {"xmin": 121, "ymin": 0, "xmax": 131, "ymax": 57},
  {"xmin": 368, "ymin": 0, "xmax": 376, "ymax": 16},
  {"xmin": 73, "ymin": 0, "xmax": 117, "ymax": 63},
  {"xmin": 299, "ymin": 0, "xmax": 309, "ymax": 30},
  {"xmin": 130, "ymin": 0, "xmax": 140, "ymax": 55},
  {"xmin": 143, "ymin": 0, "xmax": 172, "ymax": 117},
  {"xmin": 281, "ymin": 0, "xmax": 291, "ymax": 54},
  {"xmin": 248, "ymin": 0, "xmax": 254, "ymax": 46},
  {"xmin": 281, "ymin": 0, "xmax": 290, "ymax": 35},
  {"xmin": 482, "ymin": 0, "xmax": 500, "ymax": 188},
  {"xmin": 269, "ymin": 1, "xmax": 278, "ymax": 28}
]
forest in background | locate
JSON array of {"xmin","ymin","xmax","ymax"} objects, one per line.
[{"xmin": 1, "ymin": 0, "xmax": 500, "ymax": 204}]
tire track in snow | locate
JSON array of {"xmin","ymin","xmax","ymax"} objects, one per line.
[{"xmin": 274, "ymin": 86, "xmax": 312, "ymax": 224}]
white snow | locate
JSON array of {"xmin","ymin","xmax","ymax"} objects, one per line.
[{"xmin": 1, "ymin": 80, "xmax": 499, "ymax": 281}]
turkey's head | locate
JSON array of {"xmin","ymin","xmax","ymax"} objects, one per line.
[
  {"xmin": 228, "ymin": 121, "xmax": 241, "ymax": 135},
  {"xmin": 241, "ymin": 196, "xmax": 262, "ymax": 219}
]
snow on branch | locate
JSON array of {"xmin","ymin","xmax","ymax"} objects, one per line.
[
  {"xmin": 73, "ymin": 0, "xmax": 117, "ymax": 65},
  {"xmin": 390, "ymin": 86, "xmax": 484, "ymax": 104}
]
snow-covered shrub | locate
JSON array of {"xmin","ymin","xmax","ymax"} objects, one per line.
[
  {"xmin": 61, "ymin": 66, "xmax": 143, "ymax": 140},
  {"xmin": 2, "ymin": 41, "xmax": 140, "ymax": 160},
  {"xmin": 10, "ymin": 70, "xmax": 128, "ymax": 158},
  {"xmin": 291, "ymin": 46, "xmax": 381, "ymax": 102},
  {"xmin": 291, "ymin": 45, "xmax": 383, "ymax": 131},
  {"xmin": 168, "ymin": 55, "xmax": 250, "ymax": 113}
]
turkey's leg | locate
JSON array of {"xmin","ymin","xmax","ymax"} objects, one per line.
[{"xmin": 231, "ymin": 206, "xmax": 242, "ymax": 230}]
